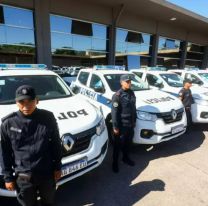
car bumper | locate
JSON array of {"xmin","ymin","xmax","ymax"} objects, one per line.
[
  {"xmin": 133, "ymin": 112, "xmax": 187, "ymax": 144},
  {"xmin": 191, "ymin": 103, "xmax": 208, "ymax": 123},
  {"xmin": 0, "ymin": 128, "xmax": 108, "ymax": 197}
]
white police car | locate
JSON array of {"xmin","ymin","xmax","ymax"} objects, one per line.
[
  {"xmin": 70, "ymin": 65, "xmax": 187, "ymax": 146},
  {"xmin": 0, "ymin": 64, "xmax": 108, "ymax": 197},
  {"xmin": 131, "ymin": 69, "xmax": 208, "ymax": 123},
  {"xmin": 169, "ymin": 68, "xmax": 208, "ymax": 88}
]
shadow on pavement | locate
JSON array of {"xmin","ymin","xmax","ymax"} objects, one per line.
[
  {"xmin": 1, "ymin": 126, "xmax": 205, "ymax": 206},
  {"xmin": 55, "ymin": 126, "xmax": 205, "ymax": 206}
]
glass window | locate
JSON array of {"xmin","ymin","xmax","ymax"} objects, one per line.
[
  {"xmin": 146, "ymin": 74, "xmax": 163, "ymax": 88},
  {"xmin": 50, "ymin": 15, "xmax": 71, "ymax": 33},
  {"xmin": 93, "ymin": 24, "xmax": 107, "ymax": 39},
  {"xmin": 4, "ymin": 6, "xmax": 34, "ymax": 28},
  {"xmin": 0, "ymin": 25, "xmax": 6, "ymax": 43},
  {"xmin": 0, "ymin": 75, "xmax": 71, "ymax": 104},
  {"xmin": 104, "ymin": 73, "xmax": 149, "ymax": 92},
  {"xmin": 78, "ymin": 71, "xmax": 89, "ymax": 85},
  {"xmin": 0, "ymin": 5, "xmax": 4, "ymax": 24},
  {"xmin": 160, "ymin": 73, "xmax": 183, "ymax": 87},
  {"xmin": 6, "ymin": 27, "xmax": 35, "ymax": 45},
  {"xmin": 198, "ymin": 73, "xmax": 208, "ymax": 82},
  {"xmin": 51, "ymin": 32, "xmax": 72, "ymax": 49},
  {"xmin": 92, "ymin": 39, "xmax": 106, "ymax": 51},
  {"xmin": 72, "ymin": 35, "xmax": 91, "ymax": 51},
  {"xmin": 50, "ymin": 14, "xmax": 108, "ymax": 67},
  {"xmin": 184, "ymin": 73, "xmax": 202, "ymax": 85},
  {"xmin": 132, "ymin": 71, "xmax": 143, "ymax": 79},
  {"xmin": 116, "ymin": 29, "xmax": 128, "ymax": 42},
  {"xmin": 71, "ymin": 20, "xmax": 92, "ymax": 36},
  {"xmin": 90, "ymin": 74, "xmax": 105, "ymax": 93}
]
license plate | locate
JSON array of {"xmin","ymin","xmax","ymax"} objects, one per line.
[
  {"xmin": 61, "ymin": 158, "xmax": 88, "ymax": 177},
  {"xmin": 171, "ymin": 124, "xmax": 184, "ymax": 134}
]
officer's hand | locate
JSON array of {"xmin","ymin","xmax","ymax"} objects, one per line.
[
  {"xmin": 54, "ymin": 170, "xmax": 62, "ymax": 182},
  {"xmin": 113, "ymin": 128, "xmax": 120, "ymax": 136},
  {"xmin": 5, "ymin": 182, "xmax": 15, "ymax": 191}
]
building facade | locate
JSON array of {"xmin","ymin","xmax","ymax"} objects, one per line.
[{"xmin": 0, "ymin": 0, "xmax": 208, "ymax": 69}]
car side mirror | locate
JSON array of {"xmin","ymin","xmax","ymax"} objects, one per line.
[{"xmin": 94, "ymin": 86, "xmax": 105, "ymax": 93}]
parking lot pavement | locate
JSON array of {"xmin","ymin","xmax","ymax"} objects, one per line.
[{"xmin": 1, "ymin": 125, "xmax": 208, "ymax": 206}]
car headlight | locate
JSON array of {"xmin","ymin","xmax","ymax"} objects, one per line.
[
  {"xmin": 96, "ymin": 118, "xmax": 106, "ymax": 136},
  {"xmin": 137, "ymin": 111, "xmax": 157, "ymax": 121},
  {"xmin": 194, "ymin": 98, "xmax": 208, "ymax": 106}
]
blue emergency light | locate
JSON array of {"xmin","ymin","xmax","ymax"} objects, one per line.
[
  {"xmin": 185, "ymin": 67, "xmax": 199, "ymax": 71},
  {"xmin": 93, "ymin": 65, "xmax": 125, "ymax": 70},
  {"xmin": 0, "ymin": 64, "xmax": 47, "ymax": 70}
]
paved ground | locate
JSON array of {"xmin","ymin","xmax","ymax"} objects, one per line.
[{"xmin": 1, "ymin": 124, "xmax": 208, "ymax": 206}]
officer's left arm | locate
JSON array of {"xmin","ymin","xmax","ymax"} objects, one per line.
[{"xmin": 49, "ymin": 113, "xmax": 62, "ymax": 172}]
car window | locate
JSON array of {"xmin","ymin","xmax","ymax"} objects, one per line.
[
  {"xmin": 104, "ymin": 73, "xmax": 149, "ymax": 92},
  {"xmin": 185, "ymin": 73, "xmax": 201, "ymax": 84},
  {"xmin": 160, "ymin": 73, "xmax": 183, "ymax": 87},
  {"xmin": 0, "ymin": 75, "xmax": 71, "ymax": 104},
  {"xmin": 133, "ymin": 71, "xmax": 143, "ymax": 79},
  {"xmin": 89, "ymin": 74, "xmax": 105, "ymax": 93},
  {"xmin": 146, "ymin": 74, "xmax": 157, "ymax": 85},
  {"xmin": 146, "ymin": 74, "xmax": 163, "ymax": 88},
  {"xmin": 78, "ymin": 71, "xmax": 89, "ymax": 85}
]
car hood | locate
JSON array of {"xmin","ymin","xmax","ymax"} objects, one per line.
[
  {"xmin": 0, "ymin": 96, "xmax": 99, "ymax": 136},
  {"xmin": 161, "ymin": 86, "xmax": 208, "ymax": 101},
  {"xmin": 134, "ymin": 89, "xmax": 183, "ymax": 113}
]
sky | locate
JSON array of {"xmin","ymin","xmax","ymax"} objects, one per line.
[{"xmin": 167, "ymin": 0, "xmax": 208, "ymax": 18}]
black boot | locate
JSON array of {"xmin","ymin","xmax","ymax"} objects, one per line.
[
  {"xmin": 122, "ymin": 156, "xmax": 135, "ymax": 166},
  {"xmin": 112, "ymin": 162, "xmax": 119, "ymax": 173}
]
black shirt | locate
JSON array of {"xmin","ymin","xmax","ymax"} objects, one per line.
[
  {"xmin": 0, "ymin": 108, "xmax": 62, "ymax": 182},
  {"xmin": 111, "ymin": 88, "xmax": 136, "ymax": 129},
  {"xmin": 179, "ymin": 88, "xmax": 194, "ymax": 108}
]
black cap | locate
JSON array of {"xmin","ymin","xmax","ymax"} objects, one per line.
[
  {"xmin": 120, "ymin": 74, "xmax": 132, "ymax": 82},
  {"xmin": 183, "ymin": 79, "xmax": 192, "ymax": 85},
  {"xmin": 15, "ymin": 85, "xmax": 36, "ymax": 101}
]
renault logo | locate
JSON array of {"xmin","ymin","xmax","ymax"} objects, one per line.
[
  {"xmin": 171, "ymin": 109, "xmax": 177, "ymax": 120},
  {"xmin": 62, "ymin": 135, "xmax": 74, "ymax": 152}
]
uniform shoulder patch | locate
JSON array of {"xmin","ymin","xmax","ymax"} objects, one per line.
[
  {"xmin": 1, "ymin": 112, "xmax": 16, "ymax": 122},
  {"xmin": 113, "ymin": 102, "xmax": 119, "ymax": 108}
]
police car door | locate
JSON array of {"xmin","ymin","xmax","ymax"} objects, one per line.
[{"xmin": 88, "ymin": 74, "xmax": 111, "ymax": 113}]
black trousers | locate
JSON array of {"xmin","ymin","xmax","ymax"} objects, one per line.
[
  {"xmin": 113, "ymin": 127, "xmax": 134, "ymax": 164},
  {"xmin": 185, "ymin": 107, "xmax": 192, "ymax": 127},
  {"xmin": 16, "ymin": 175, "xmax": 56, "ymax": 206}
]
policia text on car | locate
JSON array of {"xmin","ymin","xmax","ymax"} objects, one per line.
[
  {"xmin": 111, "ymin": 74, "xmax": 137, "ymax": 173},
  {"xmin": 0, "ymin": 85, "xmax": 62, "ymax": 206}
]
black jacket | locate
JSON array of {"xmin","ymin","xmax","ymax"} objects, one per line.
[
  {"xmin": 111, "ymin": 88, "xmax": 137, "ymax": 129},
  {"xmin": 0, "ymin": 108, "xmax": 62, "ymax": 182}
]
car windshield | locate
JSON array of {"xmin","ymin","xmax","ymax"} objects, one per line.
[
  {"xmin": 0, "ymin": 75, "xmax": 72, "ymax": 104},
  {"xmin": 198, "ymin": 73, "xmax": 208, "ymax": 82},
  {"xmin": 104, "ymin": 73, "xmax": 149, "ymax": 92},
  {"xmin": 160, "ymin": 73, "xmax": 183, "ymax": 87}
]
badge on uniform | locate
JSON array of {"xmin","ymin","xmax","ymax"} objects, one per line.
[{"xmin": 113, "ymin": 102, "xmax": 119, "ymax": 107}]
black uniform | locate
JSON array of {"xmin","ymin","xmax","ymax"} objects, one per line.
[
  {"xmin": 179, "ymin": 88, "xmax": 194, "ymax": 126},
  {"xmin": 111, "ymin": 88, "xmax": 136, "ymax": 170},
  {"xmin": 0, "ymin": 108, "xmax": 62, "ymax": 206}
]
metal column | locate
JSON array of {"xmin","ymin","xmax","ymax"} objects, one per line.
[
  {"xmin": 202, "ymin": 46, "xmax": 208, "ymax": 69},
  {"xmin": 179, "ymin": 41, "xmax": 188, "ymax": 69},
  {"xmin": 34, "ymin": 0, "xmax": 52, "ymax": 68},
  {"xmin": 150, "ymin": 34, "xmax": 159, "ymax": 67}
]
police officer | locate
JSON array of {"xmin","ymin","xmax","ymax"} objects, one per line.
[
  {"xmin": 179, "ymin": 79, "xmax": 194, "ymax": 129},
  {"xmin": 111, "ymin": 74, "xmax": 136, "ymax": 173},
  {"xmin": 0, "ymin": 85, "xmax": 62, "ymax": 206}
]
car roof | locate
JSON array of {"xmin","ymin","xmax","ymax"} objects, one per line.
[
  {"xmin": 79, "ymin": 68, "xmax": 131, "ymax": 75},
  {"xmin": 132, "ymin": 70, "xmax": 175, "ymax": 75},
  {"xmin": 0, "ymin": 69, "xmax": 58, "ymax": 77}
]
